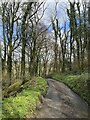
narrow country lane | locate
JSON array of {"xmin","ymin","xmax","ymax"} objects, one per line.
[{"xmin": 33, "ymin": 79, "xmax": 88, "ymax": 118}]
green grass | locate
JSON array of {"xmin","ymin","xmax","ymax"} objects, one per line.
[
  {"xmin": 52, "ymin": 72, "xmax": 90, "ymax": 105},
  {"xmin": 2, "ymin": 77, "xmax": 47, "ymax": 118}
]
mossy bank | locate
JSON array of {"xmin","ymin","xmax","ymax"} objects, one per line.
[{"xmin": 2, "ymin": 77, "xmax": 47, "ymax": 118}]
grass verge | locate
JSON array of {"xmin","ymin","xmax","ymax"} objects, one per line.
[
  {"xmin": 2, "ymin": 77, "xmax": 47, "ymax": 118},
  {"xmin": 51, "ymin": 72, "xmax": 90, "ymax": 105}
]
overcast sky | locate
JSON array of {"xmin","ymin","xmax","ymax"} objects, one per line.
[
  {"xmin": 40, "ymin": 0, "xmax": 70, "ymax": 32},
  {"xmin": 0, "ymin": 0, "xmax": 89, "ymax": 39},
  {"xmin": 41, "ymin": 0, "xmax": 89, "ymax": 32}
]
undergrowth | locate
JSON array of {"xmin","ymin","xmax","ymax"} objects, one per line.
[{"xmin": 2, "ymin": 77, "xmax": 47, "ymax": 118}]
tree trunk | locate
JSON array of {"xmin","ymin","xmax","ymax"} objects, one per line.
[
  {"xmin": 87, "ymin": 2, "xmax": 90, "ymax": 101},
  {"xmin": 7, "ymin": 43, "xmax": 12, "ymax": 85},
  {"xmin": 21, "ymin": 3, "xmax": 32, "ymax": 79}
]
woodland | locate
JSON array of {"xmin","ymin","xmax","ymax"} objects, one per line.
[{"xmin": 0, "ymin": 0, "xmax": 90, "ymax": 118}]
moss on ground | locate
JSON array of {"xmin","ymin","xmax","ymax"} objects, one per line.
[
  {"xmin": 2, "ymin": 77, "xmax": 47, "ymax": 118},
  {"xmin": 52, "ymin": 72, "xmax": 90, "ymax": 105}
]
